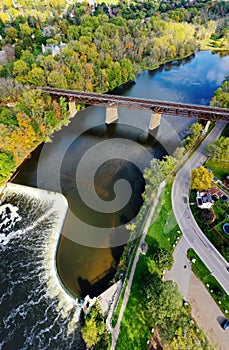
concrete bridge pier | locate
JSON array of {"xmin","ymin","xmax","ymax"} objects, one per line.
[
  {"xmin": 149, "ymin": 112, "xmax": 161, "ymax": 130},
  {"xmin": 106, "ymin": 107, "xmax": 118, "ymax": 124},
  {"xmin": 68, "ymin": 100, "xmax": 77, "ymax": 117}
]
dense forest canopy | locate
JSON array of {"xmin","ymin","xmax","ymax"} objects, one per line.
[{"xmin": 0, "ymin": 1, "xmax": 228, "ymax": 91}]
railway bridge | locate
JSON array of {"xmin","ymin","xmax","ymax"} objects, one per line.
[{"xmin": 39, "ymin": 87, "xmax": 229, "ymax": 130}]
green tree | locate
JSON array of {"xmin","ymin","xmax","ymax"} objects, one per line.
[
  {"xmin": 206, "ymin": 137, "xmax": 229, "ymax": 161},
  {"xmin": 156, "ymin": 281, "xmax": 183, "ymax": 324},
  {"xmin": 5, "ymin": 27, "xmax": 18, "ymax": 43},
  {"xmin": 169, "ymin": 326, "xmax": 209, "ymax": 350},
  {"xmin": 47, "ymin": 70, "xmax": 68, "ymax": 89},
  {"xmin": 153, "ymin": 248, "xmax": 173, "ymax": 271},
  {"xmin": 184, "ymin": 122, "xmax": 203, "ymax": 149},
  {"xmin": 160, "ymin": 155, "xmax": 176, "ymax": 176},
  {"xmin": 81, "ymin": 317, "xmax": 100, "ymax": 348},
  {"xmin": 198, "ymin": 209, "xmax": 215, "ymax": 224},
  {"xmin": 81, "ymin": 302, "xmax": 110, "ymax": 349},
  {"xmin": 26, "ymin": 66, "xmax": 46, "ymax": 86},
  {"xmin": 13, "ymin": 59, "xmax": 29, "ymax": 77},
  {"xmin": 191, "ymin": 166, "xmax": 213, "ymax": 190},
  {"xmin": 0, "ymin": 151, "xmax": 15, "ymax": 184},
  {"xmin": 144, "ymin": 158, "xmax": 164, "ymax": 190},
  {"xmin": 0, "ymin": 107, "xmax": 18, "ymax": 126},
  {"xmin": 173, "ymin": 147, "xmax": 185, "ymax": 161}
]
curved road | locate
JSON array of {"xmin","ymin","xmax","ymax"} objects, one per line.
[{"xmin": 172, "ymin": 122, "xmax": 229, "ymax": 295}]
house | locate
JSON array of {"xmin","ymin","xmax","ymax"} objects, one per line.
[
  {"xmin": 41, "ymin": 43, "xmax": 66, "ymax": 57},
  {"xmin": 223, "ymin": 175, "xmax": 229, "ymax": 188},
  {"xmin": 209, "ymin": 187, "xmax": 223, "ymax": 202},
  {"xmin": 196, "ymin": 191, "xmax": 212, "ymax": 209}
]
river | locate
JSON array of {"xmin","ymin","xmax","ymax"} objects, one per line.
[{"xmin": 0, "ymin": 50, "xmax": 228, "ymax": 349}]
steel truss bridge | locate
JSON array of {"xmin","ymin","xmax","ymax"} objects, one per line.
[{"xmin": 39, "ymin": 86, "xmax": 229, "ymax": 122}]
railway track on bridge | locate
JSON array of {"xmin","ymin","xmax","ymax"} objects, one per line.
[{"xmin": 37, "ymin": 86, "xmax": 229, "ymax": 122}]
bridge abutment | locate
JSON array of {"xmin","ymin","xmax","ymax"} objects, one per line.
[
  {"xmin": 68, "ymin": 100, "xmax": 77, "ymax": 117},
  {"xmin": 105, "ymin": 107, "xmax": 118, "ymax": 124},
  {"xmin": 149, "ymin": 112, "xmax": 161, "ymax": 130}
]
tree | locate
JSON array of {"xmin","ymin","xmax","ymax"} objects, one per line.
[
  {"xmin": 81, "ymin": 317, "xmax": 100, "ymax": 348},
  {"xmin": 5, "ymin": 27, "xmax": 18, "ymax": 43},
  {"xmin": 189, "ymin": 122, "xmax": 203, "ymax": 138},
  {"xmin": 153, "ymin": 248, "xmax": 173, "ymax": 271},
  {"xmin": 0, "ymin": 107, "xmax": 18, "ymax": 126},
  {"xmin": 198, "ymin": 209, "xmax": 215, "ymax": 224},
  {"xmin": 13, "ymin": 59, "xmax": 29, "ymax": 77},
  {"xmin": 47, "ymin": 70, "xmax": 68, "ymax": 89},
  {"xmin": 206, "ymin": 137, "xmax": 229, "ymax": 161},
  {"xmin": 169, "ymin": 326, "xmax": 210, "ymax": 350},
  {"xmin": 191, "ymin": 166, "xmax": 213, "ymax": 190},
  {"xmin": 173, "ymin": 147, "xmax": 185, "ymax": 161},
  {"xmin": 144, "ymin": 158, "xmax": 164, "ymax": 190},
  {"xmin": 156, "ymin": 281, "xmax": 183, "ymax": 326},
  {"xmin": 0, "ymin": 151, "xmax": 15, "ymax": 184},
  {"xmin": 81, "ymin": 302, "xmax": 110, "ymax": 349},
  {"xmin": 26, "ymin": 66, "xmax": 46, "ymax": 86},
  {"xmin": 184, "ymin": 122, "xmax": 203, "ymax": 149},
  {"xmin": 160, "ymin": 155, "xmax": 176, "ymax": 176},
  {"xmin": 0, "ymin": 78, "xmax": 23, "ymax": 102}
]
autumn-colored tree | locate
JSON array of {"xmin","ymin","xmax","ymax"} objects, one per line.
[
  {"xmin": 191, "ymin": 166, "xmax": 213, "ymax": 190},
  {"xmin": 81, "ymin": 302, "xmax": 110, "ymax": 349}
]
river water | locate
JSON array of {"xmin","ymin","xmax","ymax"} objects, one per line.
[{"xmin": 1, "ymin": 50, "xmax": 228, "ymax": 349}]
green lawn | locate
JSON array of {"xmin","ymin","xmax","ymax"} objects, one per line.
[
  {"xmin": 215, "ymin": 218, "xmax": 229, "ymax": 239},
  {"xmin": 115, "ymin": 256, "xmax": 152, "ymax": 350},
  {"xmin": 187, "ymin": 249, "xmax": 229, "ymax": 315},
  {"xmin": 205, "ymin": 159, "xmax": 229, "ymax": 180},
  {"xmin": 146, "ymin": 180, "xmax": 181, "ymax": 252}
]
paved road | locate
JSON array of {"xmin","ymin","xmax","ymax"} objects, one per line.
[
  {"xmin": 166, "ymin": 236, "xmax": 192, "ymax": 299},
  {"xmin": 172, "ymin": 122, "xmax": 229, "ymax": 295}
]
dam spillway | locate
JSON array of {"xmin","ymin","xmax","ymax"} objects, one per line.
[{"xmin": 0, "ymin": 184, "xmax": 85, "ymax": 349}]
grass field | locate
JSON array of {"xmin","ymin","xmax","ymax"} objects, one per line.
[{"xmin": 206, "ymin": 159, "xmax": 229, "ymax": 180}]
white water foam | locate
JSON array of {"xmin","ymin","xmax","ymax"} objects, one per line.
[{"xmin": 1, "ymin": 184, "xmax": 82, "ymax": 336}]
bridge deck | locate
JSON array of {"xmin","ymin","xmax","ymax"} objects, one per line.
[{"xmin": 38, "ymin": 86, "xmax": 229, "ymax": 122}]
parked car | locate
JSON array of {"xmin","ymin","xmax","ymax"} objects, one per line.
[
  {"xmin": 226, "ymin": 266, "xmax": 229, "ymax": 272},
  {"xmin": 222, "ymin": 319, "xmax": 229, "ymax": 330}
]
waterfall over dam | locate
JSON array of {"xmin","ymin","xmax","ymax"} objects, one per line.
[{"xmin": 0, "ymin": 184, "xmax": 85, "ymax": 349}]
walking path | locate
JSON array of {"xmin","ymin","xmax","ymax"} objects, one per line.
[{"xmin": 110, "ymin": 182, "xmax": 165, "ymax": 350}]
